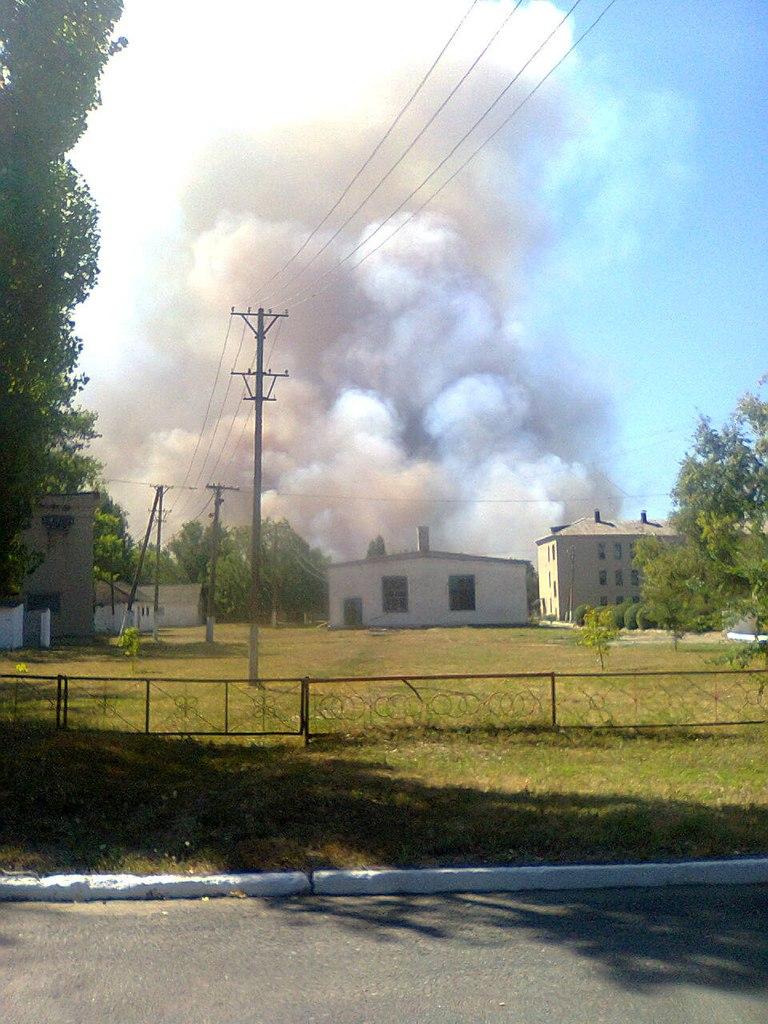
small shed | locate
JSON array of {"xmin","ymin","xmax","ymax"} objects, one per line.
[
  {"xmin": 136, "ymin": 585, "xmax": 203, "ymax": 628},
  {"xmin": 328, "ymin": 528, "xmax": 529, "ymax": 629}
]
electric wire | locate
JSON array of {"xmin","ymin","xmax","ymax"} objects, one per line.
[
  {"xmin": 286, "ymin": 0, "xmax": 595, "ymax": 308},
  {"xmin": 166, "ymin": 315, "xmax": 233, "ymax": 514},
  {"xmin": 258, "ymin": 0, "xmax": 482, "ymax": 299},
  {"xmin": 273, "ymin": 0, "xmax": 526, "ymax": 303}
]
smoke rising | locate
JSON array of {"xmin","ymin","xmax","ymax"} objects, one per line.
[{"xmin": 77, "ymin": 0, "xmax": 619, "ymax": 558}]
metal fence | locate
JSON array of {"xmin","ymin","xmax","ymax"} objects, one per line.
[{"xmin": 1, "ymin": 669, "xmax": 767, "ymax": 741}]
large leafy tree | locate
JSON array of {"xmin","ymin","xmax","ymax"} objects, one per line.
[
  {"xmin": 640, "ymin": 385, "xmax": 768, "ymax": 651},
  {"xmin": 0, "ymin": 1, "xmax": 125, "ymax": 592},
  {"xmin": 93, "ymin": 491, "xmax": 133, "ymax": 611}
]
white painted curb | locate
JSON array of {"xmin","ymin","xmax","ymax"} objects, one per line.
[
  {"xmin": 312, "ymin": 858, "xmax": 768, "ymax": 896},
  {"xmin": 0, "ymin": 871, "xmax": 310, "ymax": 902},
  {"xmin": 3, "ymin": 858, "xmax": 768, "ymax": 902}
]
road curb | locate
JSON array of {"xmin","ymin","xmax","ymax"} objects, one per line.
[
  {"xmin": 2, "ymin": 858, "xmax": 767, "ymax": 902},
  {"xmin": 312, "ymin": 858, "xmax": 768, "ymax": 895},
  {"xmin": 0, "ymin": 871, "xmax": 310, "ymax": 902}
]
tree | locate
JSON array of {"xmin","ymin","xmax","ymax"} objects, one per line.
[
  {"xmin": 93, "ymin": 492, "xmax": 133, "ymax": 612},
  {"xmin": 366, "ymin": 535, "xmax": 386, "ymax": 558},
  {"xmin": 0, "ymin": 1, "xmax": 126, "ymax": 592},
  {"xmin": 576, "ymin": 607, "xmax": 620, "ymax": 669},
  {"xmin": 525, "ymin": 563, "xmax": 539, "ymax": 618},
  {"xmin": 634, "ymin": 538, "xmax": 716, "ymax": 648},
  {"xmin": 167, "ymin": 520, "xmax": 211, "ymax": 584}
]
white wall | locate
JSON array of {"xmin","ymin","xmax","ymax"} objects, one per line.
[
  {"xmin": 158, "ymin": 603, "xmax": 202, "ymax": 628},
  {"xmin": 328, "ymin": 556, "xmax": 528, "ymax": 628},
  {"xmin": 94, "ymin": 604, "xmax": 155, "ymax": 635},
  {"xmin": 0, "ymin": 605, "xmax": 25, "ymax": 649}
]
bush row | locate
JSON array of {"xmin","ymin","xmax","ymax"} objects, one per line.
[{"xmin": 573, "ymin": 602, "xmax": 658, "ymax": 629}]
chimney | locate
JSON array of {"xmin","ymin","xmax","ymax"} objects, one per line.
[
  {"xmin": 640, "ymin": 510, "xmax": 648, "ymax": 524},
  {"xmin": 417, "ymin": 526, "xmax": 430, "ymax": 553},
  {"xmin": 594, "ymin": 509, "xmax": 601, "ymax": 523}
]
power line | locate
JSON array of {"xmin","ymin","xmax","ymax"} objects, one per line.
[
  {"xmin": 288, "ymin": 0, "xmax": 598, "ymax": 308},
  {"xmin": 259, "ymin": 0, "xmax": 482, "ymax": 300},
  {"xmin": 167, "ymin": 315, "xmax": 233, "ymax": 513},
  {"xmin": 275, "ymin": 0, "xmax": 526, "ymax": 303}
]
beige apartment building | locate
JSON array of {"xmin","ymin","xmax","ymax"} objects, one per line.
[{"xmin": 536, "ymin": 509, "xmax": 677, "ymax": 621}]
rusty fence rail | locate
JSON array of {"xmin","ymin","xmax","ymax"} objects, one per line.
[{"xmin": 1, "ymin": 669, "xmax": 767, "ymax": 740}]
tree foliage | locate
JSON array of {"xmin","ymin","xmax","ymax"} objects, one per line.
[
  {"xmin": 0, "ymin": 1, "xmax": 125, "ymax": 592},
  {"xmin": 366, "ymin": 535, "xmax": 386, "ymax": 558},
  {"xmin": 576, "ymin": 606, "xmax": 620, "ymax": 669},
  {"xmin": 93, "ymin": 491, "xmax": 133, "ymax": 607}
]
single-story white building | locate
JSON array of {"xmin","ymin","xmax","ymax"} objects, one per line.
[
  {"xmin": 327, "ymin": 527, "xmax": 529, "ymax": 629},
  {"xmin": 136, "ymin": 584, "xmax": 203, "ymax": 628}
]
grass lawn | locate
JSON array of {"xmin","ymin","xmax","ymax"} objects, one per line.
[
  {"xmin": 2, "ymin": 626, "xmax": 764, "ymax": 874},
  {"xmin": 0, "ymin": 622, "xmax": 736, "ymax": 680},
  {"xmin": 1, "ymin": 722, "xmax": 766, "ymax": 874}
]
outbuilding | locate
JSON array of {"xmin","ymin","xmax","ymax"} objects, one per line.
[{"xmin": 327, "ymin": 527, "xmax": 529, "ymax": 629}]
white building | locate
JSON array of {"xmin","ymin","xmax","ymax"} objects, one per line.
[
  {"xmin": 327, "ymin": 527, "xmax": 529, "ymax": 629},
  {"xmin": 136, "ymin": 584, "xmax": 203, "ymax": 628}
]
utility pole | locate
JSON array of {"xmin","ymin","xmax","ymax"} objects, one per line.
[
  {"xmin": 230, "ymin": 306, "xmax": 289, "ymax": 681},
  {"xmin": 122, "ymin": 486, "xmax": 161, "ymax": 634},
  {"xmin": 152, "ymin": 485, "xmax": 168, "ymax": 641},
  {"xmin": 205, "ymin": 482, "xmax": 239, "ymax": 643}
]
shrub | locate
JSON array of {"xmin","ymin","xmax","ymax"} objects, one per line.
[
  {"xmin": 637, "ymin": 605, "xmax": 658, "ymax": 630},
  {"xmin": 573, "ymin": 604, "xmax": 589, "ymax": 626},
  {"xmin": 624, "ymin": 603, "xmax": 639, "ymax": 630},
  {"xmin": 609, "ymin": 603, "xmax": 628, "ymax": 629}
]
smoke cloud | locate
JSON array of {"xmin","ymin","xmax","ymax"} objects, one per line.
[{"xmin": 76, "ymin": 0, "xmax": 619, "ymax": 559}]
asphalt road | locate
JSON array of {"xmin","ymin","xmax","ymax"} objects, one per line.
[{"xmin": 2, "ymin": 885, "xmax": 767, "ymax": 1024}]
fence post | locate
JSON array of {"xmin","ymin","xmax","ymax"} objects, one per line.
[
  {"xmin": 62, "ymin": 676, "xmax": 69, "ymax": 730},
  {"xmin": 224, "ymin": 680, "xmax": 229, "ymax": 735},
  {"xmin": 301, "ymin": 678, "xmax": 310, "ymax": 746},
  {"xmin": 55, "ymin": 675, "xmax": 62, "ymax": 729},
  {"xmin": 144, "ymin": 679, "xmax": 151, "ymax": 734},
  {"xmin": 550, "ymin": 672, "xmax": 557, "ymax": 729}
]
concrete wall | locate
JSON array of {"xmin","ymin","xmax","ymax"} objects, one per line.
[
  {"xmin": 328, "ymin": 556, "xmax": 528, "ymax": 629},
  {"xmin": 0, "ymin": 605, "xmax": 24, "ymax": 650},
  {"xmin": 94, "ymin": 603, "xmax": 155, "ymax": 635},
  {"xmin": 22, "ymin": 492, "xmax": 98, "ymax": 640}
]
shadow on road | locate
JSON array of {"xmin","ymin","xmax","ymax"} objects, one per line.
[{"xmin": 276, "ymin": 885, "xmax": 768, "ymax": 995}]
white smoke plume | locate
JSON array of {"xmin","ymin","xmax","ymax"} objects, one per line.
[{"xmin": 76, "ymin": 0, "xmax": 621, "ymax": 559}]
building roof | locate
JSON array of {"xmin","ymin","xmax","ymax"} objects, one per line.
[
  {"xmin": 329, "ymin": 550, "xmax": 530, "ymax": 570},
  {"xmin": 94, "ymin": 579, "xmax": 134, "ymax": 606},
  {"xmin": 535, "ymin": 515, "xmax": 677, "ymax": 544},
  {"xmin": 135, "ymin": 584, "xmax": 202, "ymax": 603}
]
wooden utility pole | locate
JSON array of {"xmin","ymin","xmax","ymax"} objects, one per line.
[
  {"xmin": 152, "ymin": 485, "xmax": 168, "ymax": 641},
  {"xmin": 205, "ymin": 482, "xmax": 239, "ymax": 643},
  {"xmin": 122, "ymin": 486, "xmax": 161, "ymax": 634},
  {"xmin": 230, "ymin": 306, "xmax": 289, "ymax": 680}
]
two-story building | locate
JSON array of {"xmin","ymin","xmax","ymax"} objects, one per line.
[{"xmin": 536, "ymin": 509, "xmax": 677, "ymax": 621}]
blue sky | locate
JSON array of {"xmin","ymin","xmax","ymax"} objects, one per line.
[{"xmin": 532, "ymin": 0, "xmax": 768, "ymax": 518}]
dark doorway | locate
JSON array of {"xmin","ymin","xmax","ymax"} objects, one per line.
[{"xmin": 343, "ymin": 597, "xmax": 363, "ymax": 627}]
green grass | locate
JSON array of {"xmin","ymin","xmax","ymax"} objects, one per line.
[
  {"xmin": 2, "ymin": 625, "xmax": 764, "ymax": 874},
  {"xmin": 1, "ymin": 722, "xmax": 766, "ymax": 873}
]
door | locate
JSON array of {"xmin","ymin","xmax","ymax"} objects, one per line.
[{"xmin": 343, "ymin": 597, "xmax": 363, "ymax": 627}]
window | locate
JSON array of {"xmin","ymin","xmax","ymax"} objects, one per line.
[
  {"xmin": 449, "ymin": 575, "xmax": 476, "ymax": 611},
  {"xmin": 631, "ymin": 569, "xmax": 640, "ymax": 587},
  {"xmin": 599, "ymin": 569, "xmax": 607, "ymax": 586},
  {"xmin": 551, "ymin": 544, "xmax": 556, "ymax": 561},
  {"xmin": 27, "ymin": 592, "xmax": 61, "ymax": 613},
  {"xmin": 542, "ymin": 598, "xmax": 547, "ymax": 615},
  {"xmin": 615, "ymin": 570, "xmax": 623, "ymax": 587},
  {"xmin": 614, "ymin": 542, "xmax": 623, "ymax": 560},
  {"xmin": 598, "ymin": 542, "xmax": 606, "ymax": 560},
  {"xmin": 382, "ymin": 576, "xmax": 408, "ymax": 613},
  {"xmin": 553, "ymin": 580, "xmax": 557, "ymax": 598},
  {"xmin": 599, "ymin": 596, "xmax": 608, "ymax": 606},
  {"xmin": 616, "ymin": 595, "xmax": 624, "ymax": 604}
]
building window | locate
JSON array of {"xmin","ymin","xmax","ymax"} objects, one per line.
[
  {"xmin": 598, "ymin": 542, "xmax": 606, "ymax": 560},
  {"xmin": 631, "ymin": 569, "xmax": 640, "ymax": 587},
  {"xmin": 449, "ymin": 575, "xmax": 476, "ymax": 612},
  {"xmin": 616, "ymin": 595, "xmax": 624, "ymax": 604},
  {"xmin": 599, "ymin": 596, "xmax": 608, "ymax": 606},
  {"xmin": 599, "ymin": 569, "xmax": 607, "ymax": 586},
  {"xmin": 614, "ymin": 542, "xmax": 623, "ymax": 560},
  {"xmin": 553, "ymin": 580, "xmax": 557, "ymax": 598},
  {"xmin": 615, "ymin": 570, "xmax": 623, "ymax": 587},
  {"xmin": 382, "ymin": 576, "xmax": 408, "ymax": 613},
  {"xmin": 27, "ymin": 592, "xmax": 61, "ymax": 614},
  {"xmin": 551, "ymin": 544, "xmax": 556, "ymax": 561},
  {"xmin": 542, "ymin": 598, "xmax": 547, "ymax": 615}
]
